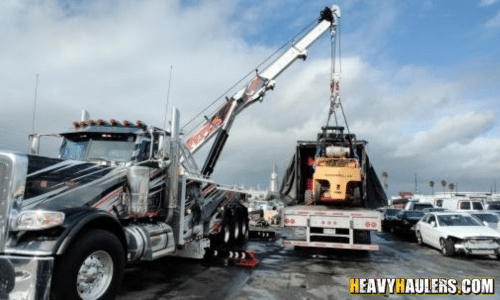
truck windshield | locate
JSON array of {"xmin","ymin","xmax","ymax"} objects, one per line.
[{"xmin": 59, "ymin": 134, "xmax": 136, "ymax": 162}]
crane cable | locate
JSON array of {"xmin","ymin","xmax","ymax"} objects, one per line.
[
  {"xmin": 326, "ymin": 19, "xmax": 350, "ymax": 134},
  {"xmin": 181, "ymin": 17, "xmax": 320, "ymax": 137}
]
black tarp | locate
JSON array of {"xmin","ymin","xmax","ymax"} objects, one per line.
[{"xmin": 279, "ymin": 142, "xmax": 387, "ymax": 208}]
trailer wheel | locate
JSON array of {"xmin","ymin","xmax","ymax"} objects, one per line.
[{"xmin": 52, "ymin": 229, "xmax": 125, "ymax": 300}]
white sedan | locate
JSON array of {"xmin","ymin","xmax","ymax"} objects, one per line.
[{"xmin": 415, "ymin": 212, "xmax": 500, "ymax": 257}]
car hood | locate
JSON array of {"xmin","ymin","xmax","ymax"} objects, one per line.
[{"xmin": 440, "ymin": 226, "xmax": 500, "ymax": 239}]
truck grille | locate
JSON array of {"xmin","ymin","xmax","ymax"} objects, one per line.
[
  {"xmin": 0, "ymin": 153, "xmax": 27, "ymax": 252},
  {"xmin": 0, "ymin": 161, "xmax": 9, "ymax": 250}
]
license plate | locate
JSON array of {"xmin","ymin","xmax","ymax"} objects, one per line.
[{"xmin": 324, "ymin": 228, "xmax": 336, "ymax": 235}]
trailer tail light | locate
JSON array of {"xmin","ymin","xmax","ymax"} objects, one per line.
[{"xmin": 284, "ymin": 215, "xmax": 308, "ymax": 227}]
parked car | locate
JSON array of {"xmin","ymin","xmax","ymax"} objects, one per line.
[
  {"xmin": 486, "ymin": 201, "xmax": 500, "ymax": 214},
  {"xmin": 268, "ymin": 199, "xmax": 285, "ymax": 210},
  {"xmin": 248, "ymin": 200, "xmax": 271, "ymax": 213},
  {"xmin": 436, "ymin": 198, "xmax": 484, "ymax": 212},
  {"xmin": 377, "ymin": 208, "xmax": 401, "ymax": 231},
  {"xmin": 470, "ymin": 212, "xmax": 500, "ymax": 231},
  {"xmin": 404, "ymin": 201, "xmax": 434, "ymax": 211},
  {"xmin": 415, "ymin": 212, "xmax": 500, "ymax": 257},
  {"xmin": 390, "ymin": 210, "xmax": 425, "ymax": 237},
  {"xmin": 422, "ymin": 207, "xmax": 448, "ymax": 214}
]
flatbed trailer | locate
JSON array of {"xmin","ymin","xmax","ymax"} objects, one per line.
[{"xmin": 281, "ymin": 206, "xmax": 382, "ymax": 250}]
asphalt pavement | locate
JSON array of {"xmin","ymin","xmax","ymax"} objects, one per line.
[{"xmin": 117, "ymin": 231, "xmax": 500, "ymax": 300}]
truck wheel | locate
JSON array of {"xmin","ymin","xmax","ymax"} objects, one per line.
[
  {"xmin": 233, "ymin": 211, "xmax": 241, "ymax": 243},
  {"xmin": 211, "ymin": 212, "xmax": 232, "ymax": 249},
  {"xmin": 0, "ymin": 259, "xmax": 15, "ymax": 296},
  {"xmin": 236, "ymin": 208, "xmax": 249, "ymax": 246},
  {"xmin": 52, "ymin": 229, "xmax": 125, "ymax": 300},
  {"xmin": 440, "ymin": 238, "xmax": 454, "ymax": 257}
]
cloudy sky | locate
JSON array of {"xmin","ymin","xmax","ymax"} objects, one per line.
[{"xmin": 1, "ymin": 0, "xmax": 499, "ymax": 197}]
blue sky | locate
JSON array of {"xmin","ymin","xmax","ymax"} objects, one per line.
[{"xmin": 0, "ymin": 0, "xmax": 499, "ymax": 196}]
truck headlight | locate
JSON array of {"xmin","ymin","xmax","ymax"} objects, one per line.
[{"xmin": 11, "ymin": 210, "xmax": 65, "ymax": 231}]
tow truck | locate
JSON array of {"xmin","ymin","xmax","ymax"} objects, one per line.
[{"xmin": 0, "ymin": 5, "xmax": 341, "ymax": 300}]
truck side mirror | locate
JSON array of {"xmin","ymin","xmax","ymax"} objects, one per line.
[
  {"xmin": 157, "ymin": 134, "xmax": 169, "ymax": 160},
  {"xmin": 430, "ymin": 221, "xmax": 436, "ymax": 227},
  {"xmin": 28, "ymin": 134, "xmax": 40, "ymax": 155}
]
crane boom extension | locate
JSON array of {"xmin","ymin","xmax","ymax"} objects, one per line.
[{"xmin": 184, "ymin": 5, "xmax": 341, "ymax": 176}]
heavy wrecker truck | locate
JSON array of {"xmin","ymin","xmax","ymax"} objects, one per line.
[{"xmin": 0, "ymin": 5, "xmax": 341, "ymax": 300}]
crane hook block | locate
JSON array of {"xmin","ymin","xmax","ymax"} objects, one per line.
[{"xmin": 319, "ymin": 7, "xmax": 334, "ymax": 23}]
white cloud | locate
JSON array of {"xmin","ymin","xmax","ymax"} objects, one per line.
[
  {"xmin": 1, "ymin": 0, "xmax": 500, "ymax": 196},
  {"xmin": 394, "ymin": 112, "xmax": 495, "ymax": 157},
  {"xmin": 480, "ymin": 0, "xmax": 499, "ymax": 7},
  {"xmin": 485, "ymin": 10, "xmax": 500, "ymax": 29}
]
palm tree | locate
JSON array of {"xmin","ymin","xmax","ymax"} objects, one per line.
[
  {"xmin": 429, "ymin": 181, "xmax": 435, "ymax": 195},
  {"xmin": 448, "ymin": 183, "xmax": 455, "ymax": 194},
  {"xmin": 441, "ymin": 180, "xmax": 447, "ymax": 194}
]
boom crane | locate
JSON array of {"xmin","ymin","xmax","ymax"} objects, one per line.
[{"xmin": 183, "ymin": 5, "xmax": 341, "ymax": 177}]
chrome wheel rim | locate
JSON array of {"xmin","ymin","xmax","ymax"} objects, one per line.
[
  {"xmin": 76, "ymin": 250, "xmax": 114, "ymax": 300},
  {"xmin": 241, "ymin": 220, "xmax": 247, "ymax": 235},
  {"xmin": 234, "ymin": 221, "xmax": 240, "ymax": 240},
  {"xmin": 223, "ymin": 224, "xmax": 231, "ymax": 244}
]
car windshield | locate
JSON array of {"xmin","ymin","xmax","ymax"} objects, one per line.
[
  {"xmin": 413, "ymin": 204, "xmax": 433, "ymax": 210},
  {"xmin": 437, "ymin": 215, "xmax": 483, "ymax": 227},
  {"xmin": 405, "ymin": 211, "xmax": 424, "ymax": 218},
  {"xmin": 59, "ymin": 134, "xmax": 136, "ymax": 162},
  {"xmin": 426, "ymin": 208, "xmax": 446, "ymax": 212},
  {"xmin": 488, "ymin": 202, "xmax": 500, "ymax": 210},
  {"xmin": 385, "ymin": 209, "xmax": 400, "ymax": 216},
  {"xmin": 472, "ymin": 214, "xmax": 499, "ymax": 223}
]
